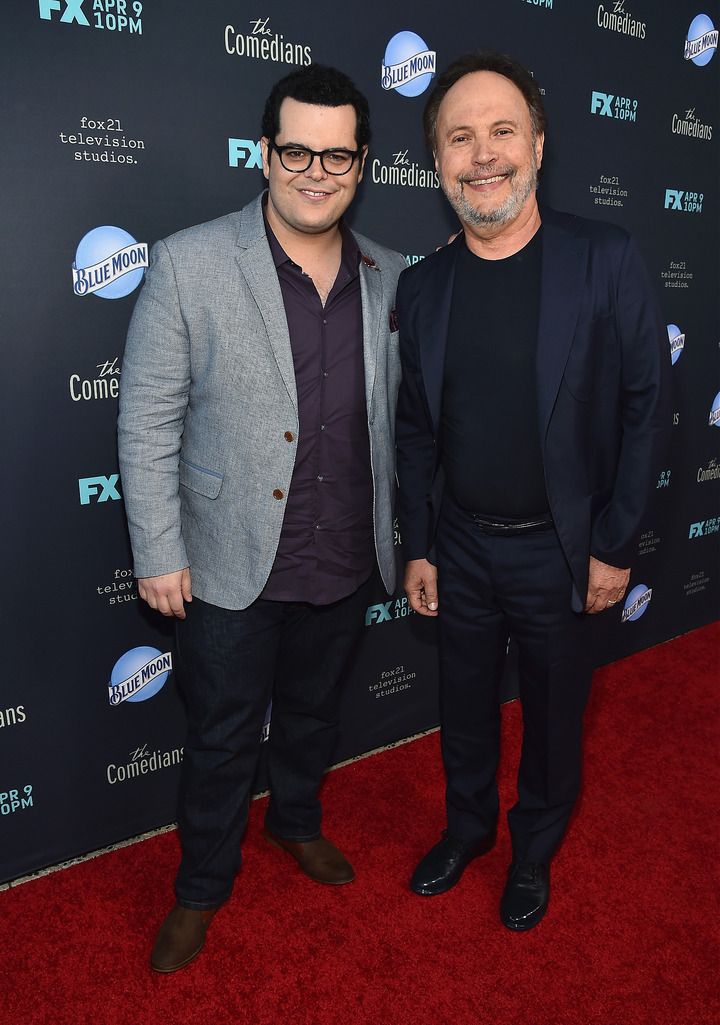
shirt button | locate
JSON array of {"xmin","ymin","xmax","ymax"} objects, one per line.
[
  {"xmin": 322, "ymin": 319, "xmax": 327, "ymax": 325},
  {"xmin": 272, "ymin": 489, "xmax": 284, "ymax": 500},
  {"xmin": 317, "ymin": 475, "xmax": 324, "ymax": 482},
  {"xmin": 315, "ymin": 524, "xmax": 322, "ymax": 530},
  {"xmin": 284, "ymin": 431, "xmax": 294, "ymax": 442},
  {"xmin": 323, "ymin": 371, "xmax": 329, "ymax": 378},
  {"xmin": 320, "ymin": 424, "xmax": 326, "ymax": 431}
]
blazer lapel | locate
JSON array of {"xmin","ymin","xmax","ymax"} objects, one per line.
[
  {"xmin": 419, "ymin": 241, "xmax": 459, "ymax": 435},
  {"xmin": 536, "ymin": 219, "xmax": 588, "ymax": 439},
  {"xmin": 358, "ymin": 256, "xmax": 383, "ymax": 412},
  {"xmin": 235, "ymin": 199, "xmax": 297, "ymax": 412}
]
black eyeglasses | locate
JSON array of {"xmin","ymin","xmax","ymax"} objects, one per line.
[{"xmin": 269, "ymin": 142, "xmax": 360, "ymax": 176}]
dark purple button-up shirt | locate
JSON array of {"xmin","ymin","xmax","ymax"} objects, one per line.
[{"xmin": 260, "ymin": 214, "xmax": 374, "ymax": 605}]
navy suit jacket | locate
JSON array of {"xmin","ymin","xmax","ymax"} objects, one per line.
[{"xmin": 395, "ymin": 206, "xmax": 671, "ymax": 612}]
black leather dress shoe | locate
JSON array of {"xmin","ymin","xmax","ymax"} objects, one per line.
[
  {"xmin": 500, "ymin": 862, "xmax": 550, "ymax": 931},
  {"xmin": 410, "ymin": 829, "xmax": 496, "ymax": 896}
]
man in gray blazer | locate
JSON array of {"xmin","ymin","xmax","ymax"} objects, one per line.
[{"xmin": 118, "ymin": 65, "xmax": 406, "ymax": 973}]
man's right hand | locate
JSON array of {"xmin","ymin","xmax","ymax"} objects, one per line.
[
  {"xmin": 404, "ymin": 558, "xmax": 439, "ymax": 617},
  {"xmin": 138, "ymin": 568, "xmax": 192, "ymax": 619}
]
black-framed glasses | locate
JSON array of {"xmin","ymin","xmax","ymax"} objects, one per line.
[{"xmin": 269, "ymin": 142, "xmax": 360, "ymax": 176}]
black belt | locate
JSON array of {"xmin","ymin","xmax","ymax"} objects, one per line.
[{"xmin": 469, "ymin": 513, "xmax": 554, "ymax": 536}]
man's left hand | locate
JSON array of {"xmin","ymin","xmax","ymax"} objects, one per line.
[{"xmin": 584, "ymin": 556, "xmax": 630, "ymax": 614}]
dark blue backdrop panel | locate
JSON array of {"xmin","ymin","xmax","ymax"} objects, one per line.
[{"xmin": 1, "ymin": 0, "xmax": 717, "ymax": 882}]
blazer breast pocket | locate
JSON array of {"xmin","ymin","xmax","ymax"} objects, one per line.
[{"xmin": 179, "ymin": 457, "xmax": 224, "ymax": 499}]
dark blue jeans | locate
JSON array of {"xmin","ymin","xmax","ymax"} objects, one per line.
[
  {"xmin": 436, "ymin": 496, "xmax": 594, "ymax": 865},
  {"xmin": 173, "ymin": 576, "xmax": 373, "ymax": 909}
]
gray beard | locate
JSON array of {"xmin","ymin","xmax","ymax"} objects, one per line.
[{"xmin": 442, "ymin": 162, "xmax": 538, "ymax": 228}]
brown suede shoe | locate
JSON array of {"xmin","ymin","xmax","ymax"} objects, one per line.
[
  {"xmin": 150, "ymin": 904, "xmax": 219, "ymax": 973},
  {"xmin": 263, "ymin": 828, "xmax": 355, "ymax": 884}
]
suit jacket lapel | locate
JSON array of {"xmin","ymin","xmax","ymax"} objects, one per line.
[
  {"xmin": 420, "ymin": 241, "xmax": 459, "ymax": 435},
  {"xmin": 536, "ymin": 218, "xmax": 588, "ymax": 439},
  {"xmin": 358, "ymin": 257, "xmax": 383, "ymax": 412},
  {"xmin": 235, "ymin": 198, "xmax": 297, "ymax": 412}
]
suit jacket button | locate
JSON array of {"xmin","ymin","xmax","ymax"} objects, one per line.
[
  {"xmin": 273, "ymin": 489, "xmax": 284, "ymax": 500},
  {"xmin": 284, "ymin": 431, "xmax": 294, "ymax": 442}
]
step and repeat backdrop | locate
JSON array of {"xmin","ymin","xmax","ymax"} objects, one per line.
[{"xmin": 1, "ymin": 1, "xmax": 718, "ymax": 884}]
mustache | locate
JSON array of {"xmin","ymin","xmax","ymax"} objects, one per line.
[{"xmin": 458, "ymin": 166, "xmax": 515, "ymax": 184}]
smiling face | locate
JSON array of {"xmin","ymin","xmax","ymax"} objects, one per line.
[
  {"xmin": 434, "ymin": 71, "xmax": 544, "ymax": 235},
  {"xmin": 261, "ymin": 97, "xmax": 366, "ymax": 241}
]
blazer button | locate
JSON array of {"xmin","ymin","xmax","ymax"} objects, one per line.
[
  {"xmin": 273, "ymin": 489, "xmax": 284, "ymax": 500},
  {"xmin": 284, "ymin": 431, "xmax": 295, "ymax": 442}
]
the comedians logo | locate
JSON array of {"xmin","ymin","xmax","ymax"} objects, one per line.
[
  {"xmin": 656, "ymin": 470, "xmax": 671, "ymax": 489},
  {"xmin": 684, "ymin": 14, "xmax": 718, "ymax": 66},
  {"xmin": 72, "ymin": 226, "xmax": 147, "ymax": 299},
  {"xmin": 371, "ymin": 149, "xmax": 439, "ymax": 189},
  {"xmin": 224, "ymin": 18, "xmax": 312, "ymax": 66},
  {"xmin": 663, "ymin": 190, "xmax": 704, "ymax": 213},
  {"xmin": 671, "ymin": 107, "xmax": 713, "ymax": 140},
  {"xmin": 106, "ymin": 743, "xmax": 183, "ymax": 785},
  {"xmin": 39, "ymin": 0, "xmax": 142, "ymax": 33},
  {"xmin": 697, "ymin": 458, "xmax": 720, "ymax": 483},
  {"xmin": 596, "ymin": 1, "xmax": 646, "ymax": 39},
  {"xmin": 621, "ymin": 584, "xmax": 652, "ymax": 622},
  {"xmin": 381, "ymin": 32, "xmax": 436, "ymax": 97},
  {"xmin": 709, "ymin": 392, "xmax": 720, "ymax": 428},
  {"xmin": 590, "ymin": 91, "xmax": 638, "ymax": 121},
  {"xmin": 0, "ymin": 705, "xmax": 26, "ymax": 730},
  {"xmin": 69, "ymin": 356, "xmax": 121, "ymax": 402},
  {"xmin": 667, "ymin": 324, "xmax": 685, "ymax": 365},
  {"xmin": 108, "ymin": 646, "xmax": 172, "ymax": 706}
]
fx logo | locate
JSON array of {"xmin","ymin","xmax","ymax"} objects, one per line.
[
  {"xmin": 365, "ymin": 602, "xmax": 393, "ymax": 625},
  {"xmin": 229, "ymin": 139, "xmax": 262, "ymax": 169},
  {"xmin": 590, "ymin": 91, "xmax": 614, "ymax": 117},
  {"xmin": 78, "ymin": 474, "xmax": 121, "ymax": 505},
  {"xmin": 664, "ymin": 189, "xmax": 684, "ymax": 210},
  {"xmin": 38, "ymin": 0, "xmax": 89, "ymax": 24},
  {"xmin": 688, "ymin": 522, "xmax": 705, "ymax": 538}
]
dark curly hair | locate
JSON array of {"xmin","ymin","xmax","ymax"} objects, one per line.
[{"xmin": 262, "ymin": 64, "xmax": 371, "ymax": 150}]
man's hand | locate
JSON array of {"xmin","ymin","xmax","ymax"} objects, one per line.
[
  {"xmin": 138, "ymin": 568, "xmax": 192, "ymax": 619},
  {"xmin": 584, "ymin": 556, "xmax": 630, "ymax": 614},
  {"xmin": 404, "ymin": 558, "xmax": 439, "ymax": 617}
]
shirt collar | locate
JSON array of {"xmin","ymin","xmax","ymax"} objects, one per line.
[{"xmin": 262, "ymin": 194, "xmax": 360, "ymax": 277}]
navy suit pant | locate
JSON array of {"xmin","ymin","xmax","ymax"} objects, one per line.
[
  {"xmin": 436, "ymin": 495, "xmax": 593, "ymax": 864},
  {"xmin": 173, "ymin": 576, "xmax": 373, "ymax": 909}
]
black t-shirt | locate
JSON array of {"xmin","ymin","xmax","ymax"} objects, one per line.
[{"xmin": 441, "ymin": 229, "xmax": 549, "ymax": 519}]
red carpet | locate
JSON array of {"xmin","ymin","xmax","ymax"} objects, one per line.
[{"xmin": 3, "ymin": 624, "xmax": 718, "ymax": 1025}]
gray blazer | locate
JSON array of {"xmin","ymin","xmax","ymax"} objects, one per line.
[{"xmin": 118, "ymin": 194, "xmax": 406, "ymax": 610}]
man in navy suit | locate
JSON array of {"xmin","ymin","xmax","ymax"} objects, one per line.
[{"xmin": 395, "ymin": 52, "xmax": 670, "ymax": 930}]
